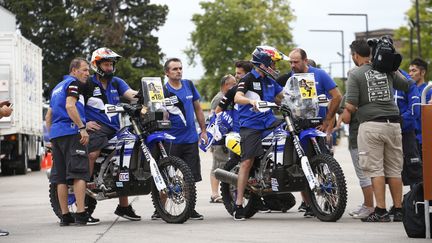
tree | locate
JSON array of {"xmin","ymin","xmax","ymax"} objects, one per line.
[
  {"xmin": 1, "ymin": 0, "xmax": 168, "ymax": 90},
  {"xmin": 186, "ymin": 0, "xmax": 295, "ymax": 100},
  {"xmin": 394, "ymin": 0, "xmax": 432, "ymax": 80}
]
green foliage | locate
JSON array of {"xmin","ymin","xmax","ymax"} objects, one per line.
[
  {"xmin": 1, "ymin": 0, "xmax": 168, "ymax": 90},
  {"xmin": 394, "ymin": 0, "xmax": 432, "ymax": 80},
  {"xmin": 187, "ymin": 0, "xmax": 295, "ymax": 100}
]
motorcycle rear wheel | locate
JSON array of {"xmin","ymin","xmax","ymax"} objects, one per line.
[
  {"xmin": 49, "ymin": 183, "xmax": 97, "ymax": 219},
  {"xmin": 307, "ymin": 154, "xmax": 347, "ymax": 222},
  {"xmin": 151, "ymin": 156, "xmax": 196, "ymax": 224},
  {"xmin": 220, "ymin": 158, "xmax": 258, "ymax": 218}
]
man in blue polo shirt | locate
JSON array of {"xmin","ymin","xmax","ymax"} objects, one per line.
[
  {"xmin": 46, "ymin": 57, "xmax": 91, "ymax": 226},
  {"xmin": 233, "ymin": 46, "xmax": 286, "ymax": 220},
  {"xmin": 158, "ymin": 57, "xmax": 208, "ymax": 220},
  {"xmin": 84, "ymin": 47, "xmax": 140, "ymax": 221}
]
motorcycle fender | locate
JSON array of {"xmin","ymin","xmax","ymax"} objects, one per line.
[
  {"xmin": 299, "ymin": 128, "xmax": 326, "ymax": 142},
  {"xmin": 146, "ymin": 131, "xmax": 175, "ymax": 147}
]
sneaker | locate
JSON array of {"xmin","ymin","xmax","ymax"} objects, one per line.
[
  {"xmin": 87, "ymin": 215, "xmax": 101, "ymax": 225},
  {"xmin": 190, "ymin": 210, "xmax": 204, "ymax": 220},
  {"xmin": 392, "ymin": 208, "xmax": 403, "ymax": 222},
  {"xmin": 388, "ymin": 206, "xmax": 395, "ymax": 216},
  {"xmin": 59, "ymin": 212, "xmax": 75, "ymax": 226},
  {"xmin": 349, "ymin": 204, "xmax": 364, "ymax": 216},
  {"xmin": 74, "ymin": 211, "xmax": 90, "ymax": 225},
  {"xmin": 0, "ymin": 229, "xmax": 9, "ymax": 236},
  {"xmin": 233, "ymin": 205, "xmax": 246, "ymax": 221},
  {"xmin": 151, "ymin": 211, "xmax": 161, "ymax": 220},
  {"xmin": 352, "ymin": 205, "xmax": 374, "ymax": 219},
  {"xmin": 361, "ymin": 211, "xmax": 391, "ymax": 222},
  {"xmin": 298, "ymin": 201, "xmax": 307, "ymax": 212},
  {"xmin": 303, "ymin": 206, "xmax": 315, "ymax": 218},
  {"xmin": 114, "ymin": 205, "xmax": 141, "ymax": 221},
  {"xmin": 255, "ymin": 199, "xmax": 271, "ymax": 213}
]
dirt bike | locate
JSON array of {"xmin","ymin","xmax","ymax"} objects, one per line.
[
  {"xmin": 48, "ymin": 79, "xmax": 197, "ymax": 224},
  {"xmin": 214, "ymin": 75, "xmax": 347, "ymax": 222}
]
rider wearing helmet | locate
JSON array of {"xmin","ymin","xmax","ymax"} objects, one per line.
[
  {"xmin": 85, "ymin": 47, "xmax": 140, "ymax": 222},
  {"xmin": 232, "ymin": 46, "xmax": 286, "ymax": 221}
]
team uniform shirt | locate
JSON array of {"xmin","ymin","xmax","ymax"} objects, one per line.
[
  {"xmin": 49, "ymin": 75, "xmax": 86, "ymax": 140},
  {"xmin": 237, "ymin": 69, "xmax": 283, "ymax": 130},
  {"xmin": 218, "ymin": 85, "xmax": 240, "ymax": 132},
  {"xmin": 277, "ymin": 66, "xmax": 337, "ymax": 118},
  {"xmin": 393, "ymin": 70, "xmax": 420, "ymax": 132},
  {"xmin": 83, "ymin": 75, "xmax": 130, "ymax": 131},
  {"xmin": 164, "ymin": 79, "xmax": 200, "ymax": 144}
]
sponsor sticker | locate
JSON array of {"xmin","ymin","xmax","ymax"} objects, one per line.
[{"xmin": 119, "ymin": 172, "xmax": 129, "ymax": 182}]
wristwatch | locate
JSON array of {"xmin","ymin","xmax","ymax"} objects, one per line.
[{"xmin": 79, "ymin": 126, "xmax": 86, "ymax": 130}]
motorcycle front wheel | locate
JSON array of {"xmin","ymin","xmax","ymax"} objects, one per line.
[
  {"xmin": 151, "ymin": 156, "xmax": 196, "ymax": 224},
  {"xmin": 307, "ymin": 154, "xmax": 347, "ymax": 222},
  {"xmin": 220, "ymin": 158, "xmax": 258, "ymax": 218}
]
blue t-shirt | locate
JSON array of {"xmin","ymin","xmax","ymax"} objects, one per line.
[
  {"xmin": 278, "ymin": 66, "xmax": 337, "ymax": 118},
  {"xmin": 237, "ymin": 69, "xmax": 283, "ymax": 130},
  {"xmin": 164, "ymin": 79, "xmax": 201, "ymax": 144},
  {"xmin": 84, "ymin": 75, "xmax": 130, "ymax": 131},
  {"xmin": 49, "ymin": 75, "xmax": 86, "ymax": 139},
  {"xmin": 415, "ymin": 82, "xmax": 432, "ymax": 143}
]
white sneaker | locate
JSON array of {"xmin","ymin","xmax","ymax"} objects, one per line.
[
  {"xmin": 348, "ymin": 204, "xmax": 364, "ymax": 216},
  {"xmin": 352, "ymin": 205, "xmax": 374, "ymax": 219}
]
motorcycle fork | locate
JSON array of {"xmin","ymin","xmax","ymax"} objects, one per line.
[
  {"xmin": 284, "ymin": 115, "xmax": 318, "ymax": 190},
  {"xmin": 130, "ymin": 118, "xmax": 167, "ymax": 192},
  {"xmin": 310, "ymin": 137, "xmax": 322, "ymax": 155}
]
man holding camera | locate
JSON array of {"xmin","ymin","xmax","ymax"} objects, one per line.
[{"xmin": 345, "ymin": 37, "xmax": 410, "ymax": 222}]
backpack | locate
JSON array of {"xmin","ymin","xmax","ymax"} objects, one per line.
[{"xmin": 402, "ymin": 182, "xmax": 432, "ymax": 238}]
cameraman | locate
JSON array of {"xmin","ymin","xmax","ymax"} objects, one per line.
[{"xmin": 345, "ymin": 37, "xmax": 410, "ymax": 222}]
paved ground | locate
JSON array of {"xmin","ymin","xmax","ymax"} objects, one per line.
[{"xmin": 0, "ymin": 137, "xmax": 424, "ymax": 243}]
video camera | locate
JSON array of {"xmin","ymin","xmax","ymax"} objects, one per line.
[{"xmin": 367, "ymin": 36, "xmax": 402, "ymax": 73}]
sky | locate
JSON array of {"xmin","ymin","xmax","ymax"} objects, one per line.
[{"xmin": 150, "ymin": 0, "xmax": 412, "ymax": 80}]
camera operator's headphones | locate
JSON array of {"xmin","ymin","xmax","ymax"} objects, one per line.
[{"xmin": 367, "ymin": 36, "xmax": 402, "ymax": 73}]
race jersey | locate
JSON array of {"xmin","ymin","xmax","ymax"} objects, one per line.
[
  {"xmin": 393, "ymin": 70, "xmax": 420, "ymax": 132},
  {"xmin": 49, "ymin": 75, "xmax": 86, "ymax": 139},
  {"xmin": 277, "ymin": 66, "xmax": 337, "ymax": 118},
  {"xmin": 237, "ymin": 69, "xmax": 283, "ymax": 130},
  {"xmin": 83, "ymin": 75, "xmax": 130, "ymax": 131},
  {"xmin": 164, "ymin": 79, "xmax": 200, "ymax": 144}
]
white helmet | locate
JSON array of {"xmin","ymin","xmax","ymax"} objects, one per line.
[{"xmin": 90, "ymin": 47, "xmax": 121, "ymax": 77}]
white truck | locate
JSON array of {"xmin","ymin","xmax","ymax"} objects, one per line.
[{"xmin": 0, "ymin": 7, "xmax": 43, "ymax": 175}]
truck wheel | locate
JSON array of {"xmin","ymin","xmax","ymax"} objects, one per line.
[
  {"xmin": 1, "ymin": 163, "xmax": 13, "ymax": 175},
  {"xmin": 15, "ymin": 137, "xmax": 29, "ymax": 175},
  {"xmin": 29, "ymin": 155, "xmax": 41, "ymax": 172}
]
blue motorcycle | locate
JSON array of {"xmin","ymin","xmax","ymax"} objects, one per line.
[
  {"xmin": 48, "ymin": 101, "xmax": 197, "ymax": 224},
  {"xmin": 213, "ymin": 76, "xmax": 347, "ymax": 222}
]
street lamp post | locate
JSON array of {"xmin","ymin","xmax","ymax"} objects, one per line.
[
  {"xmin": 309, "ymin": 29, "xmax": 345, "ymax": 80},
  {"xmin": 328, "ymin": 13, "xmax": 369, "ymax": 39}
]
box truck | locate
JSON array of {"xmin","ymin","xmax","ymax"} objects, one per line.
[{"xmin": 0, "ymin": 32, "xmax": 43, "ymax": 175}]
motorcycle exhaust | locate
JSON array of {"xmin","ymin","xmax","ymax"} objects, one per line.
[{"xmin": 214, "ymin": 168, "xmax": 238, "ymax": 186}]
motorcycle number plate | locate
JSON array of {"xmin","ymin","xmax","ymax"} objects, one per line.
[{"xmin": 119, "ymin": 172, "xmax": 130, "ymax": 182}]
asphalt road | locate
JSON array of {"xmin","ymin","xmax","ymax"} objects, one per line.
[{"xmin": 0, "ymin": 137, "xmax": 421, "ymax": 243}]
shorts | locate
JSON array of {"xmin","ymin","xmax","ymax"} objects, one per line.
[
  {"xmin": 211, "ymin": 145, "xmax": 229, "ymax": 176},
  {"xmin": 239, "ymin": 127, "xmax": 264, "ymax": 161},
  {"xmin": 87, "ymin": 122, "xmax": 116, "ymax": 153},
  {"xmin": 50, "ymin": 134, "xmax": 90, "ymax": 184},
  {"xmin": 165, "ymin": 142, "xmax": 202, "ymax": 182},
  {"xmin": 357, "ymin": 121, "xmax": 403, "ymax": 178}
]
